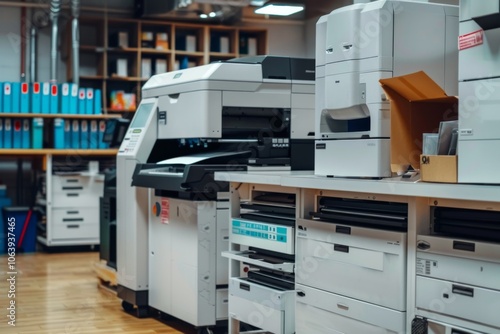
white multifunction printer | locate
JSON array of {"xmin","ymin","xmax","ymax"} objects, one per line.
[
  {"xmin": 458, "ymin": 0, "xmax": 500, "ymax": 184},
  {"xmin": 116, "ymin": 56, "xmax": 315, "ymax": 326},
  {"xmin": 314, "ymin": 0, "xmax": 458, "ymax": 178}
]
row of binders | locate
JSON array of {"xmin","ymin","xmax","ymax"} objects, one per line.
[
  {"xmin": 0, "ymin": 118, "xmax": 109, "ymax": 149},
  {"xmin": 0, "ymin": 82, "xmax": 102, "ymax": 114}
]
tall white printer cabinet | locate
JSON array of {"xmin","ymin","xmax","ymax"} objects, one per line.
[{"xmin": 38, "ymin": 156, "xmax": 104, "ymax": 247}]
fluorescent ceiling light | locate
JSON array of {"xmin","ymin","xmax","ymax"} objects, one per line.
[{"xmin": 255, "ymin": 4, "xmax": 304, "ymax": 16}]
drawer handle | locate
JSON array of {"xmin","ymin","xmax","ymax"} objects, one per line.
[
  {"xmin": 239, "ymin": 283, "xmax": 250, "ymax": 291},
  {"xmin": 337, "ymin": 303, "xmax": 349, "ymax": 311},
  {"xmin": 66, "ymin": 179, "xmax": 79, "ymax": 183},
  {"xmin": 67, "ymin": 193, "xmax": 80, "ymax": 197},
  {"xmin": 335, "ymin": 225, "xmax": 351, "ymax": 234},
  {"xmin": 63, "ymin": 218, "xmax": 84, "ymax": 222},
  {"xmin": 453, "ymin": 241, "xmax": 475, "ymax": 252},
  {"xmin": 334, "ymin": 244, "xmax": 349, "ymax": 253},
  {"xmin": 451, "ymin": 330, "xmax": 469, "ymax": 334},
  {"xmin": 296, "ymin": 290, "xmax": 305, "ymax": 297},
  {"xmin": 452, "ymin": 285, "xmax": 474, "ymax": 297},
  {"xmin": 62, "ymin": 186, "xmax": 83, "ymax": 190},
  {"xmin": 66, "ymin": 211, "xmax": 79, "ymax": 214},
  {"xmin": 67, "ymin": 224, "xmax": 80, "ymax": 229}
]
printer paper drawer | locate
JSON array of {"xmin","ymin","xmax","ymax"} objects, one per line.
[
  {"xmin": 52, "ymin": 208, "xmax": 99, "ymax": 240},
  {"xmin": 296, "ymin": 218, "xmax": 407, "ymax": 311},
  {"xmin": 416, "ymin": 276, "xmax": 500, "ymax": 328},
  {"xmin": 426, "ymin": 319, "xmax": 486, "ymax": 334},
  {"xmin": 295, "ymin": 283, "xmax": 405, "ymax": 334},
  {"xmin": 52, "ymin": 176, "xmax": 103, "ymax": 207}
]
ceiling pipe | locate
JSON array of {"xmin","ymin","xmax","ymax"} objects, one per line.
[
  {"xmin": 29, "ymin": 25, "xmax": 37, "ymax": 82},
  {"xmin": 49, "ymin": 0, "xmax": 60, "ymax": 82},
  {"xmin": 71, "ymin": 0, "xmax": 80, "ymax": 85}
]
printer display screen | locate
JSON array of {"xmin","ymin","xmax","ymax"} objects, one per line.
[{"xmin": 130, "ymin": 102, "xmax": 154, "ymax": 128}]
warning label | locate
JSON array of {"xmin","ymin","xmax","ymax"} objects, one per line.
[
  {"xmin": 161, "ymin": 198, "xmax": 170, "ymax": 224},
  {"xmin": 459, "ymin": 30, "xmax": 484, "ymax": 50},
  {"xmin": 416, "ymin": 258, "xmax": 437, "ymax": 276}
]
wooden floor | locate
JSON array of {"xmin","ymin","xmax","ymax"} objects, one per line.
[{"xmin": 0, "ymin": 252, "xmax": 202, "ymax": 334}]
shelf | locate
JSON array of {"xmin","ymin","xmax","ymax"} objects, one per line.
[
  {"xmin": 108, "ymin": 76, "xmax": 143, "ymax": 82},
  {"xmin": 0, "ymin": 149, "xmax": 118, "ymax": 156},
  {"xmin": 107, "ymin": 47, "xmax": 139, "ymax": 53},
  {"xmin": 80, "ymin": 45, "xmax": 105, "ymax": 52},
  {"xmin": 209, "ymin": 52, "xmax": 237, "ymax": 58},
  {"xmin": 80, "ymin": 75, "xmax": 106, "ymax": 81},
  {"xmin": 106, "ymin": 108, "xmax": 136, "ymax": 113},
  {"xmin": 141, "ymin": 48, "xmax": 171, "ymax": 55},
  {"xmin": 0, "ymin": 113, "xmax": 120, "ymax": 119},
  {"xmin": 175, "ymin": 51, "xmax": 205, "ymax": 57}
]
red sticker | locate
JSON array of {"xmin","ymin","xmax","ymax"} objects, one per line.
[
  {"xmin": 22, "ymin": 83, "xmax": 28, "ymax": 94},
  {"xmin": 79, "ymin": 90, "xmax": 85, "ymax": 99},
  {"xmin": 87, "ymin": 90, "xmax": 93, "ymax": 98},
  {"xmin": 5, "ymin": 84, "xmax": 10, "ymax": 94},
  {"xmin": 459, "ymin": 30, "xmax": 483, "ymax": 51},
  {"xmin": 14, "ymin": 120, "xmax": 21, "ymax": 131},
  {"xmin": 51, "ymin": 85, "xmax": 58, "ymax": 96},
  {"xmin": 34, "ymin": 83, "xmax": 40, "ymax": 93},
  {"xmin": 100, "ymin": 121, "xmax": 106, "ymax": 131},
  {"xmin": 161, "ymin": 198, "xmax": 170, "ymax": 224}
]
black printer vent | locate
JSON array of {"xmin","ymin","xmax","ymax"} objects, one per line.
[{"xmin": 433, "ymin": 207, "xmax": 500, "ymax": 242}]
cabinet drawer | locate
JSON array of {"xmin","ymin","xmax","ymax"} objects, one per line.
[
  {"xmin": 52, "ymin": 175, "xmax": 103, "ymax": 207},
  {"xmin": 51, "ymin": 208, "xmax": 99, "ymax": 240}
]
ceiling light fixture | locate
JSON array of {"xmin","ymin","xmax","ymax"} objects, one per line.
[{"xmin": 255, "ymin": 3, "xmax": 304, "ymax": 16}]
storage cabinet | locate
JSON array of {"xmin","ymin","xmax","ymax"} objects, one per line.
[{"xmin": 68, "ymin": 17, "xmax": 268, "ymax": 115}]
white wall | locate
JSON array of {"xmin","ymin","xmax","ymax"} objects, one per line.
[{"xmin": 0, "ymin": 7, "xmax": 22, "ymax": 81}]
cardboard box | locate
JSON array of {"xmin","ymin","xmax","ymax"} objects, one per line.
[
  {"xmin": 379, "ymin": 71, "xmax": 458, "ymax": 174},
  {"xmin": 420, "ymin": 154, "xmax": 457, "ymax": 183}
]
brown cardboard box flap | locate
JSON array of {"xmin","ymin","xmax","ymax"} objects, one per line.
[{"xmin": 380, "ymin": 71, "xmax": 458, "ymax": 173}]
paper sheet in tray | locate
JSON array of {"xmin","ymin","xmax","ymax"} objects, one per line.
[{"xmin": 157, "ymin": 151, "xmax": 242, "ymax": 165}]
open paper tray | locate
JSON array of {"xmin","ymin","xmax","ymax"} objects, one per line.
[
  {"xmin": 310, "ymin": 212, "xmax": 407, "ymax": 232},
  {"xmin": 222, "ymin": 250, "xmax": 295, "ymax": 273}
]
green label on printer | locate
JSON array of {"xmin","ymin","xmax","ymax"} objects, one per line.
[
  {"xmin": 232, "ymin": 219, "xmax": 287, "ymax": 243},
  {"xmin": 133, "ymin": 129, "xmax": 142, "ymax": 133}
]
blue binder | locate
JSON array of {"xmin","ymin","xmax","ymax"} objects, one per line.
[
  {"xmin": 3, "ymin": 118, "xmax": 12, "ymax": 148},
  {"xmin": 89, "ymin": 120, "xmax": 98, "ymax": 148},
  {"xmin": 32, "ymin": 118, "xmax": 43, "ymax": 149},
  {"xmin": 41, "ymin": 82, "xmax": 50, "ymax": 114},
  {"xmin": 22, "ymin": 118, "xmax": 30, "ymax": 148},
  {"xmin": 60, "ymin": 83, "xmax": 70, "ymax": 114},
  {"xmin": 98, "ymin": 120, "xmax": 108, "ymax": 148},
  {"xmin": 0, "ymin": 119, "xmax": 3, "ymax": 148},
  {"xmin": 86, "ymin": 88, "xmax": 94, "ymax": 115},
  {"xmin": 11, "ymin": 83, "xmax": 20, "ymax": 113},
  {"xmin": 0, "ymin": 83, "xmax": 3, "ymax": 113},
  {"xmin": 94, "ymin": 89, "xmax": 102, "ymax": 114},
  {"xmin": 20, "ymin": 83, "xmax": 30, "ymax": 113},
  {"xmin": 78, "ymin": 88, "xmax": 86, "ymax": 114},
  {"xmin": 53, "ymin": 118, "xmax": 65, "ymax": 149},
  {"xmin": 71, "ymin": 119, "xmax": 80, "ymax": 149},
  {"xmin": 3, "ymin": 83, "xmax": 12, "ymax": 113},
  {"xmin": 80, "ymin": 120, "xmax": 89, "ymax": 149},
  {"xmin": 31, "ymin": 83, "xmax": 41, "ymax": 113},
  {"xmin": 69, "ymin": 83, "xmax": 78, "ymax": 114},
  {"xmin": 64, "ymin": 119, "xmax": 72, "ymax": 149},
  {"xmin": 12, "ymin": 119, "xmax": 22, "ymax": 148},
  {"xmin": 50, "ymin": 84, "xmax": 59, "ymax": 114}
]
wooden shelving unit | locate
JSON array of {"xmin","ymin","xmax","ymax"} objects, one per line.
[
  {"xmin": 0, "ymin": 149, "xmax": 118, "ymax": 156},
  {"xmin": 69, "ymin": 16, "xmax": 268, "ymax": 115},
  {"xmin": 0, "ymin": 113, "xmax": 120, "ymax": 119}
]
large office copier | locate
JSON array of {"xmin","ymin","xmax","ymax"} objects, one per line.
[
  {"xmin": 458, "ymin": 0, "xmax": 500, "ymax": 184},
  {"xmin": 314, "ymin": 0, "xmax": 458, "ymax": 178},
  {"xmin": 116, "ymin": 56, "xmax": 315, "ymax": 327}
]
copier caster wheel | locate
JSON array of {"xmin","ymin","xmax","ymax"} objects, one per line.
[{"xmin": 121, "ymin": 300, "xmax": 134, "ymax": 312}]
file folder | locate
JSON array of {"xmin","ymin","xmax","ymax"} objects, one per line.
[
  {"xmin": 11, "ymin": 83, "xmax": 20, "ymax": 113},
  {"xmin": 32, "ymin": 83, "xmax": 41, "ymax": 113},
  {"xmin": 53, "ymin": 118, "xmax": 65, "ymax": 149},
  {"xmin": 0, "ymin": 119, "xmax": 3, "ymax": 148},
  {"xmin": 50, "ymin": 83, "xmax": 59, "ymax": 114},
  {"xmin": 98, "ymin": 120, "xmax": 108, "ymax": 148},
  {"xmin": 71, "ymin": 119, "xmax": 80, "ymax": 149},
  {"xmin": 89, "ymin": 120, "xmax": 98, "ymax": 148},
  {"xmin": 86, "ymin": 88, "xmax": 94, "ymax": 115},
  {"xmin": 32, "ymin": 118, "xmax": 43, "ymax": 149},
  {"xmin": 41, "ymin": 82, "xmax": 50, "ymax": 114},
  {"xmin": 20, "ymin": 83, "xmax": 30, "ymax": 113},
  {"xmin": 12, "ymin": 119, "xmax": 22, "ymax": 148},
  {"xmin": 64, "ymin": 119, "xmax": 72, "ymax": 149},
  {"xmin": 22, "ymin": 118, "xmax": 30, "ymax": 148},
  {"xmin": 60, "ymin": 83, "xmax": 70, "ymax": 114},
  {"xmin": 94, "ymin": 89, "xmax": 102, "ymax": 114},
  {"xmin": 69, "ymin": 83, "xmax": 78, "ymax": 114},
  {"xmin": 3, "ymin": 118, "xmax": 12, "ymax": 148},
  {"xmin": 80, "ymin": 120, "xmax": 89, "ymax": 149},
  {"xmin": 3, "ymin": 83, "xmax": 12, "ymax": 113},
  {"xmin": 0, "ymin": 83, "xmax": 3, "ymax": 112},
  {"xmin": 78, "ymin": 88, "xmax": 86, "ymax": 114}
]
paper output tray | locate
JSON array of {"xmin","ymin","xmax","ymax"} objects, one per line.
[{"xmin": 222, "ymin": 250, "xmax": 294, "ymax": 273}]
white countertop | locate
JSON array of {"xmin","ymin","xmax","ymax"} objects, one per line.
[{"xmin": 215, "ymin": 170, "xmax": 500, "ymax": 203}]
